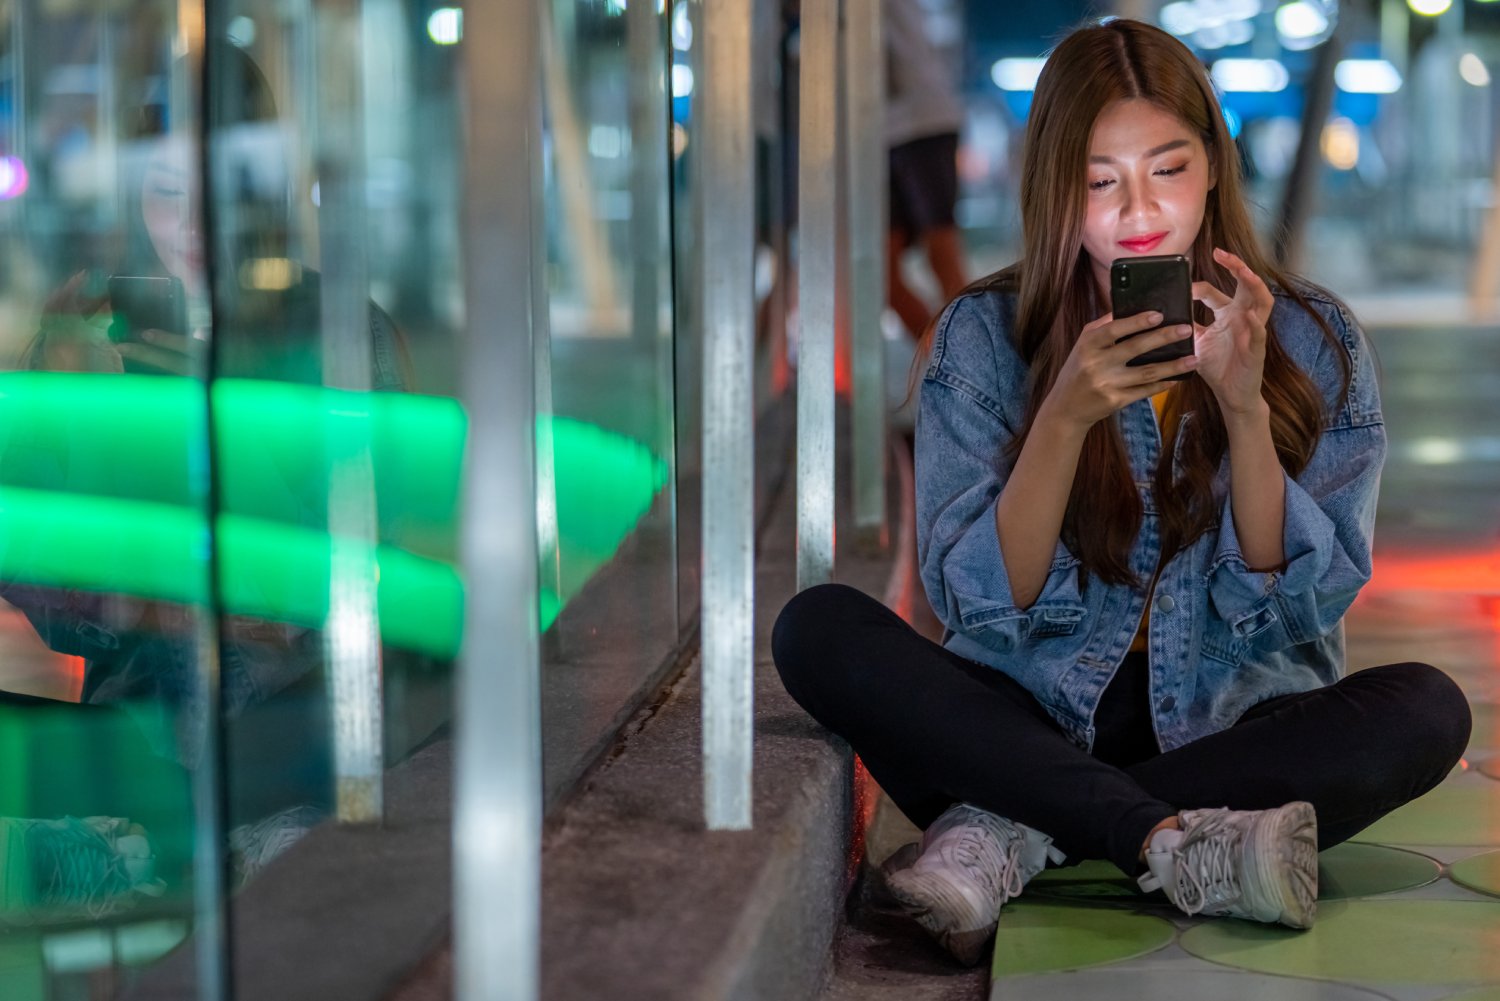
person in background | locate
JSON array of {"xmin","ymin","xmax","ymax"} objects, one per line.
[{"xmin": 884, "ymin": 0, "xmax": 967, "ymax": 340}]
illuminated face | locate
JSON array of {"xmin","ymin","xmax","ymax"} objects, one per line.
[
  {"xmin": 1081, "ymin": 98, "xmax": 1214, "ymax": 299},
  {"xmin": 140, "ymin": 134, "xmax": 204, "ymax": 291}
]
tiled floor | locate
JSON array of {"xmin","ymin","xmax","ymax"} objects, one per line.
[{"xmin": 976, "ymin": 321, "xmax": 1500, "ymax": 1000}]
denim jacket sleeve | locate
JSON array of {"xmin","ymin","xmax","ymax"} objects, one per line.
[
  {"xmin": 1206, "ymin": 298, "xmax": 1385, "ymax": 648},
  {"xmin": 915, "ymin": 294, "xmax": 1085, "ymax": 655}
]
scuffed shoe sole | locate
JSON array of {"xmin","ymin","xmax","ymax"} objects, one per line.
[
  {"xmin": 1249, "ymin": 801, "xmax": 1319, "ymax": 929},
  {"xmin": 884, "ymin": 864, "xmax": 997, "ymax": 967},
  {"xmin": 1193, "ymin": 801, "xmax": 1319, "ymax": 929}
]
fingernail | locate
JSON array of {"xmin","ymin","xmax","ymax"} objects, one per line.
[
  {"xmin": 1178, "ymin": 325, "xmax": 1193, "ymax": 335},
  {"xmin": 1149, "ymin": 311, "xmax": 1163, "ymax": 321},
  {"xmin": 1184, "ymin": 355, "xmax": 1199, "ymax": 367}
]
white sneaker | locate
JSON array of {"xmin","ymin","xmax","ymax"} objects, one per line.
[
  {"xmin": 228, "ymin": 805, "xmax": 324, "ymax": 888},
  {"xmin": 884, "ymin": 803, "xmax": 1065, "ymax": 966},
  {"xmin": 1138, "ymin": 801, "xmax": 1319, "ymax": 928}
]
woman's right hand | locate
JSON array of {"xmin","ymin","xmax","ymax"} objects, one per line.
[
  {"xmin": 33, "ymin": 271, "xmax": 123, "ymax": 373},
  {"xmin": 1039, "ymin": 311, "xmax": 1198, "ymax": 434}
]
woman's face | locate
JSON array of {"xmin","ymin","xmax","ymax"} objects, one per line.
[
  {"xmin": 140, "ymin": 134, "xmax": 204, "ymax": 290},
  {"xmin": 1080, "ymin": 98, "xmax": 1214, "ymax": 300}
]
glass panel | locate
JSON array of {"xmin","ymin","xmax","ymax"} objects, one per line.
[
  {"xmin": 538, "ymin": 0, "xmax": 678, "ymax": 804},
  {"xmin": 0, "ymin": 0, "xmax": 216, "ymax": 992},
  {"xmin": 203, "ymin": 0, "xmax": 463, "ymax": 877}
]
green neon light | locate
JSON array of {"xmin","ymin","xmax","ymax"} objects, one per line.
[{"xmin": 0, "ymin": 374, "xmax": 668, "ymax": 655}]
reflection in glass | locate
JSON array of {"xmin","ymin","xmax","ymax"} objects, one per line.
[
  {"xmin": 0, "ymin": 2, "xmax": 215, "ymax": 991},
  {"xmin": 538, "ymin": 0, "xmax": 680, "ymax": 803}
]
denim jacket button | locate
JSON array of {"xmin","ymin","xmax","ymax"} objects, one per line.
[
  {"xmin": 1156, "ymin": 594, "xmax": 1176, "ymax": 613},
  {"xmin": 1158, "ymin": 695, "xmax": 1176, "ymax": 712}
]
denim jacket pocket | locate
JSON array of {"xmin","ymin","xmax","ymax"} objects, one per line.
[
  {"xmin": 1027, "ymin": 602, "xmax": 1086, "ymax": 638},
  {"xmin": 1201, "ymin": 632, "xmax": 1248, "ymax": 667}
]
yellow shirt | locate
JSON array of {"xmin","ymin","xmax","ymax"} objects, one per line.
[{"xmin": 1129, "ymin": 389, "xmax": 1177, "ymax": 654}]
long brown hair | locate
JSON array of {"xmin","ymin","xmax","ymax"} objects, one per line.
[{"xmin": 918, "ymin": 18, "xmax": 1349, "ymax": 587}]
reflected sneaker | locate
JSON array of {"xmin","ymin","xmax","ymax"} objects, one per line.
[
  {"xmin": 1138, "ymin": 801, "xmax": 1319, "ymax": 928},
  {"xmin": 884, "ymin": 803, "xmax": 1065, "ymax": 966},
  {"xmin": 0, "ymin": 815, "xmax": 166, "ymax": 924},
  {"xmin": 228, "ymin": 805, "xmax": 324, "ymax": 888}
]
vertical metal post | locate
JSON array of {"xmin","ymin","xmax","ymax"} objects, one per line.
[
  {"xmin": 188, "ymin": 3, "xmax": 228, "ymax": 997},
  {"xmin": 628, "ymin": 0, "xmax": 666, "ymax": 351},
  {"xmin": 455, "ymin": 0, "xmax": 544, "ymax": 997},
  {"xmin": 701, "ymin": 0, "xmax": 755, "ymax": 832},
  {"xmin": 797, "ymin": 0, "xmax": 837, "ymax": 590},
  {"xmin": 313, "ymin": 0, "xmax": 383, "ymax": 824},
  {"xmin": 846, "ymin": 0, "xmax": 885, "ymax": 550},
  {"xmin": 533, "ymin": 0, "xmax": 562, "ymax": 664},
  {"xmin": 1273, "ymin": 17, "xmax": 1342, "ymax": 271}
]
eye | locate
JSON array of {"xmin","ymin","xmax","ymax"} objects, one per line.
[
  {"xmin": 1155, "ymin": 164, "xmax": 1188, "ymax": 178},
  {"xmin": 1088, "ymin": 177, "xmax": 1114, "ymax": 191}
]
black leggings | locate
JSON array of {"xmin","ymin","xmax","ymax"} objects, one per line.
[{"xmin": 772, "ymin": 584, "xmax": 1472, "ymax": 876}]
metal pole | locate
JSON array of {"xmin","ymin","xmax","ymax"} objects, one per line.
[
  {"xmin": 797, "ymin": 0, "xmax": 838, "ymax": 590},
  {"xmin": 1273, "ymin": 18, "xmax": 1342, "ymax": 270},
  {"xmin": 535, "ymin": 6, "xmax": 562, "ymax": 664},
  {"xmin": 455, "ymin": 0, "xmax": 545, "ymax": 996},
  {"xmin": 701, "ymin": 0, "xmax": 755, "ymax": 832},
  {"xmin": 313, "ymin": 0, "xmax": 383, "ymax": 824},
  {"xmin": 188, "ymin": 3, "xmax": 229, "ymax": 996},
  {"xmin": 846, "ymin": 0, "xmax": 886, "ymax": 551},
  {"xmin": 628, "ymin": 0, "xmax": 666, "ymax": 352}
]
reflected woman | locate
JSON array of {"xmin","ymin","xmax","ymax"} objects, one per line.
[{"xmin": 1, "ymin": 40, "xmax": 415, "ymax": 920}]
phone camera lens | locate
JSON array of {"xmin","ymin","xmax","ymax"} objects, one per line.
[{"xmin": 1118, "ymin": 268, "xmax": 1130, "ymax": 287}]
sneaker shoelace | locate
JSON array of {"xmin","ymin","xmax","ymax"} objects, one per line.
[
  {"xmin": 29, "ymin": 818, "xmax": 139, "ymax": 920},
  {"xmin": 1172, "ymin": 810, "xmax": 1242, "ymax": 915},
  {"xmin": 947, "ymin": 822, "xmax": 1027, "ymax": 902},
  {"xmin": 230, "ymin": 806, "xmax": 322, "ymax": 886}
]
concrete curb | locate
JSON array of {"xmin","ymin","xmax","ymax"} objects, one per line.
[{"xmin": 538, "ymin": 411, "xmax": 905, "ymax": 1000}]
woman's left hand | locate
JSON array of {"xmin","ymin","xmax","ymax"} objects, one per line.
[{"xmin": 1191, "ymin": 247, "xmax": 1275, "ymax": 417}]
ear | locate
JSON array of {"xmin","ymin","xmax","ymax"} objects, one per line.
[{"xmin": 1205, "ymin": 138, "xmax": 1219, "ymax": 191}]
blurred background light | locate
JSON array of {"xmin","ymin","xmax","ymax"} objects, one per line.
[
  {"xmin": 0, "ymin": 156, "xmax": 28, "ymax": 200},
  {"xmin": 1276, "ymin": 0, "xmax": 1338, "ymax": 50},
  {"xmin": 1160, "ymin": 1, "xmax": 1201, "ymax": 35},
  {"xmin": 1335, "ymin": 59, "xmax": 1403, "ymax": 93},
  {"xmin": 1159, "ymin": 0, "xmax": 1260, "ymax": 49},
  {"xmin": 1196, "ymin": 19, "xmax": 1255, "ymax": 50},
  {"xmin": 671, "ymin": 64, "xmax": 694, "ymax": 98},
  {"xmin": 426, "ymin": 7, "xmax": 462, "ymax": 45},
  {"xmin": 671, "ymin": 1, "xmax": 692, "ymax": 51},
  {"xmin": 1460, "ymin": 52, "xmax": 1492, "ymax": 87},
  {"xmin": 588, "ymin": 125, "xmax": 628, "ymax": 159},
  {"xmin": 226, "ymin": 15, "xmax": 256, "ymax": 48},
  {"xmin": 1407, "ymin": 0, "xmax": 1452, "ymax": 15},
  {"xmin": 990, "ymin": 57, "xmax": 1047, "ymax": 92},
  {"xmin": 1321, "ymin": 117, "xmax": 1360, "ymax": 170},
  {"xmin": 1276, "ymin": 0, "xmax": 1328, "ymax": 39},
  {"xmin": 1211, "ymin": 58, "xmax": 1291, "ymax": 92}
]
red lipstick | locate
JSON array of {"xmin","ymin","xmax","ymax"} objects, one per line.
[{"xmin": 1118, "ymin": 231, "xmax": 1167, "ymax": 253}]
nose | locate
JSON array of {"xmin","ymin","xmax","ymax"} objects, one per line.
[{"xmin": 1120, "ymin": 177, "xmax": 1157, "ymax": 223}]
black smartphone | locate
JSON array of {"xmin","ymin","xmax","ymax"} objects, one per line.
[
  {"xmin": 1110, "ymin": 254, "xmax": 1194, "ymax": 378},
  {"xmin": 107, "ymin": 276, "xmax": 186, "ymax": 344}
]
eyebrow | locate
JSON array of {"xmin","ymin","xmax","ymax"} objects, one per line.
[{"xmin": 1088, "ymin": 139, "xmax": 1191, "ymax": 164}]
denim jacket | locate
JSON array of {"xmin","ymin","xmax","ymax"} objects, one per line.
[{"xmin": 915, "ymin": 280, "xmax": 1384, "ymax": 754}]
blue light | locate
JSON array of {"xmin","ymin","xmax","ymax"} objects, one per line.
[{"xmin": 1223, "ymin": 106, "xmax": 1242, "ymax": 139}]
